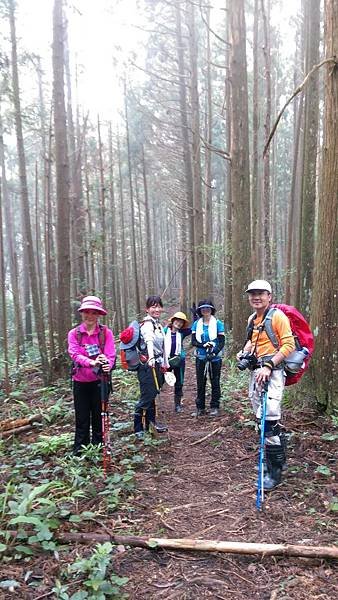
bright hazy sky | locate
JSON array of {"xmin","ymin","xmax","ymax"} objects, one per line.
[{"xmin": 13, "ymin": 0, "xmax": 300, "ymax": 119}]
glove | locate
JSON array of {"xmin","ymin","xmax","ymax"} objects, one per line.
[{"xmin": 203, "ymin": 342, "xmax": 215, "ymax": 349}]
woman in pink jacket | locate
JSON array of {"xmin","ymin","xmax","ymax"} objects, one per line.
[{"xmin": 68, "ymin": 296, "xmax": 116, "ymax": 455}]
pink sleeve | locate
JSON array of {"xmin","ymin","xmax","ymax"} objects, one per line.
[
  {"xmin": 67, "ymin": 328, "xmax": 92, "ymax": 368},
  {"xmin": 103, "ymin": 328, "xmax": 116, "ymax": 369}
]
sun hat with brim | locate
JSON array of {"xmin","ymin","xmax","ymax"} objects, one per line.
[
  {"xmin": 197, "ymin": 300, "xmax": 215, "ymax": 316},
  {"xmin": 245, "ymin": 280, "xmax": 272, "ymax": 294},
  {"xmin": 119, "ymin": 320, "xmax": 140, "ymax": 349},
  {"xmin": 78, "ymin": 295, "xmax": 107, "ymax": 315},
  {"xmin": 168, "ymin": 311, "xmax": 189, "ymax": 328}
]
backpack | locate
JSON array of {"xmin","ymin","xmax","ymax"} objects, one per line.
[
  {"xmin": 119, "ymin": 319, "xmax": 157, "ymax": 371},
  {"xmin": 247, "ymin": 304, "xmax": 315, "ymax": 386}
]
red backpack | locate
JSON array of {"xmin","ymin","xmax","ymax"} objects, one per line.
[{"xmin": 248, "ymin": 304, "xmax": 315, "ymax": 386}]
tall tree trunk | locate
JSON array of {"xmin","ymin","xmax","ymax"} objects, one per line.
[
  {"xmin": 97, "ymin": 117, "xmax": 107, "ymax": 308},
  {"xmin": 124, "ymin": 82, "xmax": 141, "ymax": 316},
  {"xmin": 299, "ymin": 0, "xmax": 320, "ymax": 316},
  {"xmin": 251, "ymin": 0, "xmax": 260, "ymax": 272},
  {"xmin": 0, "ymin": 108, "xmax": 25, "ymax": 363},
  {"xmin": 229, "ymin": 0, "xmax": 252, "ymax": 348},
  {"xmin": 260, "ymin": 0, "xmax": 272, "ymax": 279},
  {"xmin": 53, "ymin": 0, "xmax": 71, "ymax": 352},
  {"xmin": 187, "ymin": 1, "xmax": 204, "ymax": 300},
  {"xmin": 8, "ymin": 0, "xmax": 49, "ymax": 379},
  {"xmin": 142, "ymin": 145, "xmax": 155, "ymax": 293},
  {"xmin": 0, "ymin": 184, "xmax": 10, "ymax": 394},
  {"xmin": 204, "ymin": 5, "xmax": 213, "ymax": 294},
  {"xmin": 310, "ymin": 1, "xmax": 337, "ymax": 412},
  {"xmin": 175, "ymin": 2, "xmax": 195, "ymax": 304}
]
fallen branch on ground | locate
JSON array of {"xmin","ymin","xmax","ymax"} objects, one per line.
[
  {"xmin": 4, "ymin": 530, "xmax": 338, "ymax": 559},
  {"xmin": 189, "ymin": 427, "xmax": 224, "ymax": 446},
  {"xmin": 0, "ymin": 414, "xmax": 42, "ymax": 437},
  {"xmin": 0, "ymin": 414, "xmax": 42, "ymax": 432}
]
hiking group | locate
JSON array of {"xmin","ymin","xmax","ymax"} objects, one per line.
[{"xmin": 68, "ymin": 280, "xmax": 314, "ymax": 493}]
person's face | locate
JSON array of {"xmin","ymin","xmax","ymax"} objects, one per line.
[
  {"xmin": 172, "ymin": 318, "xmax": 184, "ymax": 330},
  {"xmin": 146, "ymin": 303, "xmax": 163, "ymax": 319},
  {"xmin": 200, "ymin": 307, "xmax": 212, "ymax": 318},
  {"xmin": 81, "ymin": 309, "xmax": 100, "ymax": 326},
  {"xmin": 248, "ymin": 290, "xmax": 271, "ymax": 311}
]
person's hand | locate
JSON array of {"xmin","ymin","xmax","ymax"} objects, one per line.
[
  {"xmin": 203, "ymin": 342, "xmax": 214, "ymax": 349},
  {"xmin": 236, "ymin": 350, "xmax": 243, "ymax": 361},
  {"xmin": 255, "ymin": 366, "xmax": 271, "ymax": 385},
  {"xmin": 160, "ymin": 366, "xmax": 168, "ymax": 373},
  {"xmin": 148, "ymin": 357, "xmax": 156, "ymax": 368}
]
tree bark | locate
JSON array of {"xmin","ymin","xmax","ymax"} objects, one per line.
[
  {"xmin": 53, "ymin": 0, "xmax": 71, "ymax": 352},
  {"xmin": 8, "ymin": 0, "xmax": 49, "ymax": 380},
  {"xmin": 228, "ymin": 0, "xmax": 251, "ymax": 348},
  {"xmin": 310, "ymin": 0, "xmax": 338, "ymax": 411}
]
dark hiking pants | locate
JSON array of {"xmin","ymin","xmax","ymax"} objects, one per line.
[
  {"xmin": 195, "ymin": 358, "xmax": 222, "ymax": 410},
  {"xmin": 134, "ymin": 363, "xmax": 163, "ymax": 433},
  {"xmin": 73, "ymin": 380, "xmax": 102, "ymax": 453}
]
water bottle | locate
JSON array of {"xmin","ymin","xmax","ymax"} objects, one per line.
[{"xmin": 284, "ymin": 347, "xmax": 309, "ymax": 374}]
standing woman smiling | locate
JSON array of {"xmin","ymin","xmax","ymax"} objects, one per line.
[
  {"xmin": 68, "ymin": 296, "xmax": 116, "ymax": 455},
  {"xmin": 191, "ymin": 299, "xmax": 225, "ymax": 416},
  {"xmin": 134, "ymin": 295, "xmax": 169, "ymax": 438}
]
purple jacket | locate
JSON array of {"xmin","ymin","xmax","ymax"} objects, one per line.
[{"xmin": 68, "ymin": 323, "xmax": 116, "ymax": 383}]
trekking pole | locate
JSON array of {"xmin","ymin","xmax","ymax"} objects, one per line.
[
  {"xmin": 256, "ymin": 381, "xmax": 268, "ymax": 510},
  {"xmin": 100, "ymin": 369, "xmax": 111, "ymax": 478}
]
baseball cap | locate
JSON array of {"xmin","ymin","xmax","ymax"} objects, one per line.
[{"xmin": 245, "ymin": 280, "xmax": 272, "ymax": 294}]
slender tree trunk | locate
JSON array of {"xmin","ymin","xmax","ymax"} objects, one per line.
[
  {"xmin": 204, "ymin": 5, "xmax": 213, "ymax": 294},
  {"xmin": 0, "ymin": 185, "xmax": 10, "ymax": 394},
  {"xmin": 53, "ymin": 0, "xmax": 71, "ymax": 352},
  {"xmin": 176, "ymin": 2, "xmax": 195, "ymax": 304},
  {"xmin": 97, "ymin": 117, "xmax": 107, "ymax": 308},
  {"xmin": 310, "ymin": 1, "xmax": 337, "ymax": 411},
  {"xmin": 124, "ymin": 82, "xmax": 141, "ymax": 316},
  {"xmin": 9, "ymin": 0, "xmax": 49, "ymax": 379},
  {"xmin": 299, "ymin": 0, "xmax": 320, "ymax": 316},
  {"xmin": 0, "ymin": 108, "xmax": 25, "ymax": 363},
  {"xmin": 229, "ymin": 0, "xmax": 252, "ymax": 347},
  {"xmin": 260, "ymin": 0, "xmax": 272, "ymax": 279},
  {"xmin": 187, "ymin": 1, "xmax": 204, "ymax": 300}
]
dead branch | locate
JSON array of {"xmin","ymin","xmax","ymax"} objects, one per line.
[
  {"xmin": 1, "ymin": 425, "xmax": 34, "ymax": 438},
  {"xmin": 4, "ymin": 530, "xmax": 338, "ymax": 559},
  {"xmin": 189, "ymin": 427, "xmax": 224, "ymax": 446},
  {"xmin": 263, "ymin": 57, "xmax": 337, "ymax": 157},
  {"xmin": 0, "ymin": 414, "xmax": 42, "ymax": 435}
]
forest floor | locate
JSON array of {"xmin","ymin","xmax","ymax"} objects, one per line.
[{"xmin": 0, "ymin": 357, "xmax": 337, "ymax": 599}]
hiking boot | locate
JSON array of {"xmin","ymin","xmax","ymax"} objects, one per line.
[
  {"xmin": 135, "ymin": 431, "xmax": 145, "ymax": 440},
  {"xmin": 209, "ymin": 408, "xmax": 220, "ymax": 417},
  {"xmin": 263, "ymin": 444, "xmax": 284, "ymax": 491},
  {"xmin": 191, "ymin": 409, "xmax": 206, "ymax": 417},
  {"xmin": 175, "ymin": 404, "xmax": 182, "ymax": 413},
  {"xmin": 154, "ymin": 422, "xmax": 168, "ymax": 433}
]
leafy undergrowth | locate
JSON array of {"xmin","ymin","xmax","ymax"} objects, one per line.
[{"xmin": 0, "ymin": 360, "xmax": 337, "ymax": 599}]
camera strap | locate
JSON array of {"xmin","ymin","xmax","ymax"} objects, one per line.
[{"xmin": 245, "ymin": 307, "xmax": 271, "ymax": 355}]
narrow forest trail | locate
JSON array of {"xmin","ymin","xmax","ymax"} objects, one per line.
[
  {"xmin": 0, "ymin": 362, "xmax": 336, "ymax": 600},
  {"xmin": 113, "ymin": 361, "xmax": 337, "ymax": 599}
]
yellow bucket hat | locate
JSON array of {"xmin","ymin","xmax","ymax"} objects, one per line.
[{"xmin": 168, "ymin": 311, "xmax": 189, "ymax": 328}]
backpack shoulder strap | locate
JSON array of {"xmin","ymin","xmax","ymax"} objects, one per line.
[
  {"xmin": 246, "ymin": 313, "xmax": 257, "ymax": 340},
  {"xmin": 264, "ymin": 307, "xmax": 279, "ymax": 348},
  {"xmin": 76, "ymin": 326, "xmax": 83, "ymax": 345},
  {"xmin": 98, "ymin": 324, "xmax": 106, "ymax": 352}
]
